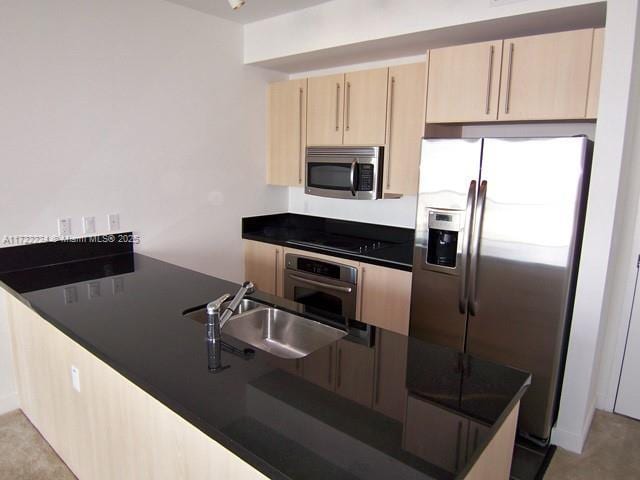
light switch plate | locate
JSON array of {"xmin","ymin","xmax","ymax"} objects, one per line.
[
  {"xmin": 108, "ymin": 213, "xmax": 120, "ymax": 232},
  {"xmin": 58, "ymin": 218, "xmax": 72, "ymax": 236},
  {"xmin": 82, "ymin": 216, "xmax": 96, "ymax": 235},
  {"xmin": 71, "ymin": 365, "xmax": 81, "ymax": 392}
]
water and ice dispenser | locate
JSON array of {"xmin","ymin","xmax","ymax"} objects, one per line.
[{"xmin": 425, "ymin": 210, "xmax": 463, "ymax": 270}]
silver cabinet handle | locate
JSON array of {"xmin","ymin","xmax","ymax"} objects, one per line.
[
  {"xmin": 469, "ymin": 180, "xmax": 487, "ymax": 315},
  {"xmin": 387, "ymin": 76, "xmax": 396, "ymax": 189},
  {"xmin": 336, "ymin": 347, "xmax": 342, "ymax": 387},
  {"xmin": 485, "ymin": 46, "xmax": 495, "ymax": 115},
  {"xmin": 335, "ymin": 83, "xmax": 340, "ymax": 131},
  {"xmin": 274, "ymin": 249, "xmax": 279, "ymax": 295},
  {"xmin": 298, "ymin": 87, "xmax": 304, "ymax": 183},
  {"xmin": 349, "ymin": 159, "xmax": 357, "ymax": 197},
  {"xmin": 359, "ymin": 266, "xmax": 365, "ymax": 321},
  {"xmin": 459, "ymin": 181, "xmax": 476, "ymax": 314},
  {"xmin": 504, "ymin": 43, "xmax": 514, "ymax": 114},
  {"xmin": 287, "ymin": 273, "xmax": 353, "ymax": 293},
  {"xmin": 374, "ymin": 329, "xmax": 381, "ymax": 404},
  {"xmin": 345, "ymin": 81, "xmax": 351, "ymax": 131}
]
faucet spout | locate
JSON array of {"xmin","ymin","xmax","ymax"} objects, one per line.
[{"xmin": 219, "ymin": 281, "xmax": 255, "ymax": 329}]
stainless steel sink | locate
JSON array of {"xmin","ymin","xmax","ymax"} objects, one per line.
[
  {"xmin": 223, "ymin": 307, "xmax": 346, "ymax": 359},
  {"xmin": 183, "ymin": 300, "xmax": 346, "ymax": 359}
]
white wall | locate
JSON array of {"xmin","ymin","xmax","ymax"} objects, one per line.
[
  {"xmin": 250, "ymin": 0, "xmax": 640, "ymax": 453},
  {"xmin": 0, "ymin": 0, "xmax": 288, "ymax": 413}
]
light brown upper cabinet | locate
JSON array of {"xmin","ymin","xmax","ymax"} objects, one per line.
[
  {"xmin": 426, "ymin": 40, "xmax": 503, "ymax": 123},
  {"xmin": 307, "ymin": 74, "xmax": 344, "ymax": 146},
  {"xmin": 267, "ymin": 79, "xmax": 307, "ymax": 186},
  {"xmin": 343, "ymin": 68, "xmax": 389, "ymax": 145},
  {"xmin": 385, "ymin": 62, "xmax": 428, "ymax": 195},
  {"xmin": 307, "ymin": 68, "xmax": 388, "ymax": 146},
  {"xmin": 586, "ymin": 28, "xmax": 604, "ymax": 119},
  {"xmin": 244, "ymin": 240, "xmax": 284, "ymax": 296},
  {"xmin": 498, "ymin": 29, "xmax": 594, "ymax": 121},
  {"xmin": 360, "ymin": 263, "xmax": 412, "ymax": 335}
]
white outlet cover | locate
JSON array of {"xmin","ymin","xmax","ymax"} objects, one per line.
[
  {"xmin": 58, "ymin": 218, "xmax": 72, "ymax": 236},
  {"xmin": 82, "ymin": 216, "xmax": 96, "ymax": 235},
  {"xmin": 71, "ymin": 365, "xmax": 81, "ymax": 393},
  {"xmin": 108, "ymin": 213, "xmax": 120, "ymax": 232},
  {"xmin": 88, "ymin": 281, "xmax": 101, "ymax": 299}
]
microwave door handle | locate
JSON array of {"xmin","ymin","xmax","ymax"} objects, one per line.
[
  {"xmin": 288, "ymin": 273, "xmax": 353, "ymax": 293},
  {"xmin": 350, "ymin": 159, "xmax": 357, "ymax": 196}
]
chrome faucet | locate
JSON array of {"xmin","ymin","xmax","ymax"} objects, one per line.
[{"xmin": 206, "ymin": 281, "xmax": 255, "ymax": 372}]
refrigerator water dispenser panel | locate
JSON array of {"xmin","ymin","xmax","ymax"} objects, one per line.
[{"xmin": 426, "ymin": 211, "xmax": 462, "ymax": 269}]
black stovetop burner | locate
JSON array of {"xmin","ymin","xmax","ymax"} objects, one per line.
[{"xmin": 287, "ymin": 233, "xmax": 392, "ymax": 255}]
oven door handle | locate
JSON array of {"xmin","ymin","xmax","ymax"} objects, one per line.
[
  {"xmin": 287, "ymin": 273, "xmax": 353, "ymax": 293},
  {"xmin": 350, "ymin": 159, "xmax": 357, "ymax": 197}
]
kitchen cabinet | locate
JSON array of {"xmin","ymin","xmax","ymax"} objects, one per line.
[
  {"xmin": 498, "ymin": 29, "xmax": 594, "ymax": 121},
  {"xmin": 335, "ymin": 339, "xmax": 375, "ymax": 407},
  {"xmin": 372, "ymin": 328, "xmax": 408, "ymax": 422},
  {"xmin": 342, "ymin": 68, "xmax": 389, "ymax": 145},
  {"xmin": 426, "ymin": 40, "xmax": 503, "ymax": 123},
  {"xmin": 360, "ymin": 263, "xmax": 412, "ymax": 335},
  {"xmin": 244, "ymin": 239, "xmax": 283, "ymax": 296},
  {"xmin": 385, "ymin": 62, "xmax": 428, "ymax": 195},
  {"xmin": 267, "ymin": 78, "xmax": 307, "ymax": 186},
  {"xmin": 302, "ymin": 343, "xmax": 336, "ymax": 391},
  {"xmin": 307, "ymin": 68, "xmax": 388, "ymax": 146},
  {"xmin": 6, "ymin": 294, "xmax": 265, "ymax": 480},
  {"xmin": 307, "ymin": 74, "xmax": 344, "ymax": 146},
  {"xmin": 586, "ymin": 28, "xmax": 604, "ymax": 119}
]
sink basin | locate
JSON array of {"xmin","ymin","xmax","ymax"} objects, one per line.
[{"xmin": 223, "ymin": 307, "xmax": 346, "ymax": 359}]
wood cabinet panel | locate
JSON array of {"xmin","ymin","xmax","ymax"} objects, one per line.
[
  {"xmin": 360, "ymin": 263, "xmax": 412, "ymax": 335},
  {"xmin": 385, "ymin": 62, "xmax": 427, "ymax": 195},
  {"xmin": 343, "ymin": 68, "xmax": 389, "ymax": 145},
  {"xmin": 426, "ymin": 40, "xmax": 503, "ymax": 123},
  {"xmin": 498, "ymin": 29, "xmax": 594, "ymax": 121},
  {"xmin": 267, "ymin": 79, "xmax": 306, "ymax": 186},
  {"xmin": 307, "ymin": 74, "xmax": 344, "ymax": 146},
  {"xmin": 586, "ymin": 28, "xmax": 604, "ymax": 119},
  {"xmin": 335, "ymin": 339, "xmax": 375, "ymax": 407},
  {"xmin": 302, "ymin": 342, "xmax": 336, "ymax": 390},
  {"xmin": 244, "ymin": 240, "xmax": 283, "ymax": 296}
]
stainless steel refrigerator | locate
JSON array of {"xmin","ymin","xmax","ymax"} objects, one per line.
[{"xmin": 410, "ymin": 137, "xmax": 591, "ymax": 442}]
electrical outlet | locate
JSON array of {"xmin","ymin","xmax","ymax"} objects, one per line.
[
  {"xmin": 71, "ymin": 365, "xmax": 81, "ymax": 392},
  {"xmin": 64, "ymin": 286, "xmax": 78, "ymax": 304},
  {"xmin": 88, "ymin": 281, "xmax": 101, "ymax": 299},
  {"xmin": 82, "ymin": 216, "xmax": 96, "ymax": 235},
  {"xmin": 112, "ymin": 277, "xmax": 125, "ymax": 295},
  {"xmin": 108, "ymin": 213, "xmax": 120, "ymax": 232},
  {"xmin": 58, "ymin": 218, "xmax": 72, "ymax": 236}
]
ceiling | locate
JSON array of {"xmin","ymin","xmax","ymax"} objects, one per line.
[{"xmin": 165, "ymin": 0, "xmax": 332, "ymax": 24}]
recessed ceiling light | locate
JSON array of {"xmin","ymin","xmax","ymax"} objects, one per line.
[{"xmin": 228, "ymin": 0, "xmax": 246, "ymax": 10}]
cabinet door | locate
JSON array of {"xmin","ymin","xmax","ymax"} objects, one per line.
[
  {"xmin": 586, "ymin": 28, "xmax": 604, "ymax": 119},
  {"xmin": 385, "ymin": 62, "xmax": 427, "ymax": 196},
  {"xmin": 307, "ymin": 74, "xmax": 344, "ymax": 146},
  {"xmin": 360, "ymin": 264, "xmax": 412, "ymax": 335},
  {"xmin": 267, "ymin": 79, "xmax": 307, "ymax": 185},
  {"xmin": 373, "ymin": 329, "xmax": 408, "ymax": 422},
  {"xmin": 343, "ymin": 68, "xmax": 388, "ymax": 145},
  {"xmin": 302, "ymin": 342, "xmax": 336, "ymax": 391},
  {"xmin": 335, "ymin": 339, "xmax": 375, "ymax": 407},
  {"xmin": 426, "ymin": 40, "xmax": 503, "ymax": 123},
  {"xmin": 498, "ymin": 29, "xmax": 594, "ymax": 120},
  {"xmin": 244, "ymin": 240, "xmax": 283, "ymax": 296}
]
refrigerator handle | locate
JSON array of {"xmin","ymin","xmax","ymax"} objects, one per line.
[
  {"xmin": 459, "ymin": 180, "xmax": 477, "ymax": 314},
  {"xmin": 469, "ymin": 180, "xmax": 488, "ymax": 316}
]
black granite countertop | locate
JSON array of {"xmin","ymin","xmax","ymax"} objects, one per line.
[
  {"xmin": 0, "ymin": 250, "xmax": 530, "ymax": 480},
  {"xmin": 242, "ymin": 213, "xmax": 415, "ymax": 271}
]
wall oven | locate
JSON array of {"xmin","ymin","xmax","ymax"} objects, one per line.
[
  {"xmin": 283, "ymin": 253, "xmax": 373, "ymax": 345},
  {"xmin": 305, "ymin": 146, "xmax": 384, "ymax": 200}
]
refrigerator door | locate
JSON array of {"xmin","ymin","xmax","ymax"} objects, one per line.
[
  {"xmin": 410, "ymin": 139, "xmax": 482, "ymax": 351},
  {"xmin": 466, "ymin": 137, "xmax": 588, "ymax": 440}
]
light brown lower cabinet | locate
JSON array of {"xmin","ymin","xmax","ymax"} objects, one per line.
[
  {"xmin": 302, "ymin": 342, "xmax": 336, "ymax": 391},
  {"xmin": 244, "ymin": 239, "xmax": 283, "ymax": 296},
  {"xmin": 6, "ymin": 294, "xmax": 265, "ymax": 480},
  {"xmin": 360, "ymin": 263, "xmax": 412, "ymax": 335},
  {"xmin": 335, "ymin": 339, "xmax": 375, "ymax": 407}
]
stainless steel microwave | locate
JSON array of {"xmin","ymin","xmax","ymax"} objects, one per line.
[{"xmin": 305, "ymin": 146, "xmax": 384, "ymax": 199}]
